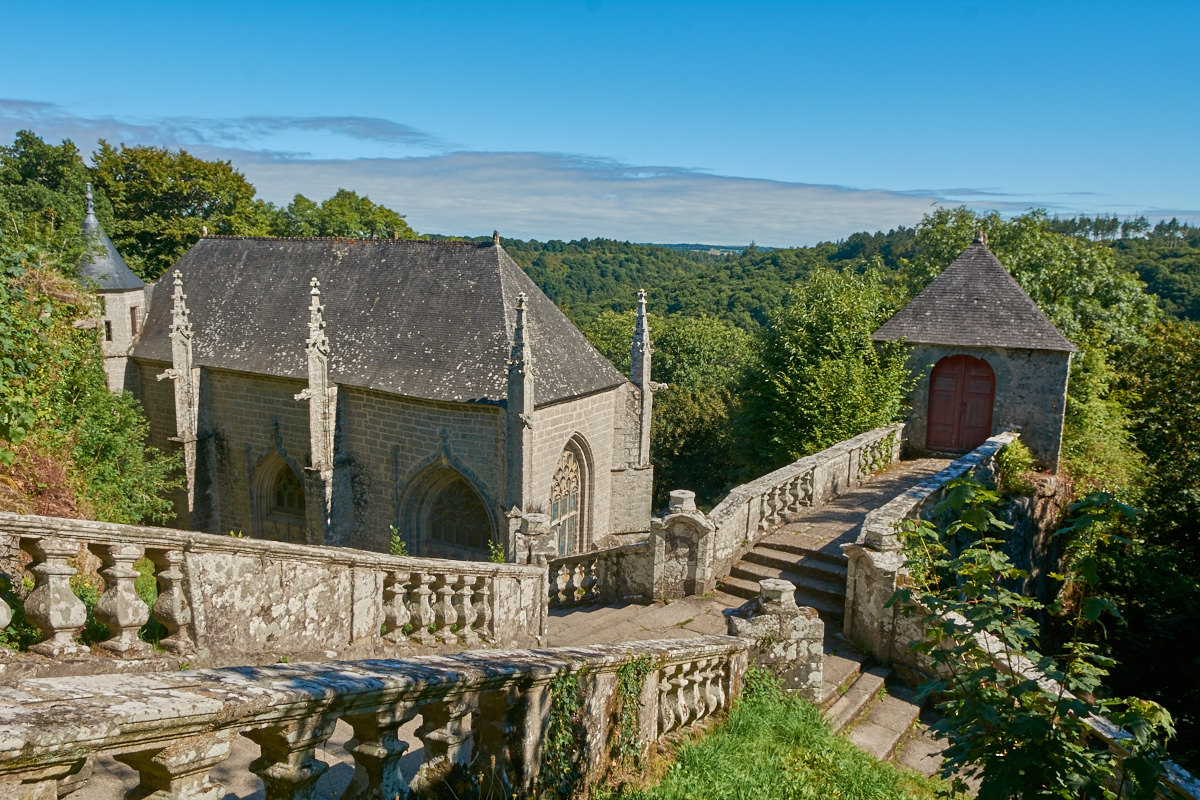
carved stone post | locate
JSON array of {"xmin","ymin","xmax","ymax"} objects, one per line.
[
  {"xmin": 115, "ymin": 730, "xmax": 234, "ymax": 800},
  {"xmin": 434, "ymin": 576, "xmax": 458, "ymax": 644},
  {"xmin": 650, "ymin": 491, "xmax": 716, "ymax": 599},
  {"xmin": 382, "ymin": 570, "xmax": 412, "ymax": 643},
  {"xmin": 146, "ymin": 548, "xmax": 193, "ymax": 654},
  {"xmin": 21, "ymin": 536, "xmax": 87, "ymax": 657},
  {"xmin": 630, "ymin": 289, "xmax": 654, "ymax": 468},
  {"xmin": 727, "ymin": 578, "xmax": 824, "ymax": 703},
  {"xmin": 90, "ymin": 542, "xmax": 151, "ymax": 655},
  {"xmin": 156, "ymin": 271, "xmax": 202, "ymax": 529},
  {"xmin": 506, "ymin": 293, "xmax": 536, "ymax": 513},
  {"xmin": 294, "ymin": 277, "xmax": 340, "ymax": 546},
  {"xmin": 413, "ymin": 693, "xmax": 477, "ymax": 794},
  {"xmin": 454, "ymin": 575, "xmax": 480, "ymax": 646},
  {"xmin": 473, "ymin": 578, "xmax": 493, "ymax": 643},
  {"xmin": 342, "ymin": 702, "xmax": 420, "ymax": 800},
  {"xmin": 411, "ymin": 573, "xmax": 437, "ymax": 645},
  {"xmin": 245, "ymin": 715, "xmax": 339, "ymax": 800}
]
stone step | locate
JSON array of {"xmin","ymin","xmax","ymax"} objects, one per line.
[
  {"xmin": 729, "ymin": 562, "xmax": 846, "ymax": 605},
  {"xmin": 825, "ymin": 665, "xmax": 889, "ymax": 733},
  {"xmin": 717, "ymin": 575, "xmax": 844, "ymax": 622},
  {"xmin": 821, "ymin": 652, "xmax": 866, "ymax": 710},
  {"xmin": 846, "ymin": 685, "xmax": 923, "ymax": 763},
  {"xmin": 757, "ymin": 535, "xmax": 849, "ymax": 566},
  {"xmin": 742, "ymin": 546, "xmax": 847, "ymax": 582}
]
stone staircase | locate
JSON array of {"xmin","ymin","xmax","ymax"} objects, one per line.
[
  {"xmin": 822, "ymin": 639, "xmax": 943, "ymax": 778},
  {"xmin": 721, "ymin": 532, "xmax": 849, "ymax": 622}
]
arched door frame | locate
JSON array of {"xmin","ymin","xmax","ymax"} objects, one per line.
[
  {"xmin": 926, "ymin": 354, "xmax": 996, "ymax": 453},
  {"xmin": 250, "ymin": 451, "xmax": 307, "ymax": 542}
]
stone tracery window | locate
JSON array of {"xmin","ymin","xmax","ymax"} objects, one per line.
[
  {"xmin": 549, "ymin": 449, "xmax": 581, "ymax": 556},
  {"xmin": 272, "ymin": 466, "xmax": 305, "ymax": 517}
]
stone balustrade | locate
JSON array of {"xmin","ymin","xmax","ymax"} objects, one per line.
[
  {"xmin": 0, "ymin": 512, "xmax": 547, "ymax": 672},
  {"xmin": 705, "ymin": 423, "xmax": 904, "ymax": 582},
  {"xmin": 842, "ymin": 432, "xmax": 1019, "ymax": 662},
  {"xmin": 0, "ymin": 635, "xmax": 750, "ymax": 799},
  {"xmin": 548, "ymin": 541, "xmax": 653, "ymax": 606}
]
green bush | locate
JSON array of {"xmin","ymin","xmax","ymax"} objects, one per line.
[{"xmin": 995, "ymin": 439, "xmax": 1036, "ymax": 496}]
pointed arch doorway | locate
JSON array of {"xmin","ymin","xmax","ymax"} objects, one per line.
[{"xmin": 927, "ymin": 354, "xmax": 995, "ymax": 452}]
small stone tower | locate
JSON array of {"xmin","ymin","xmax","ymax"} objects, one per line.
[
  {"xmin": 79, "ymin": 184, "xmax": 148, "ymax": 394},
  {"xmin": 872, "ymin": 230, "xmax": 1076, "ymax": 469}
]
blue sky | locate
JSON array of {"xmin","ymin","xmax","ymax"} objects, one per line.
[{"xmin": 2, "ymin": 0, "xmax": 1197, "ymax": 246}]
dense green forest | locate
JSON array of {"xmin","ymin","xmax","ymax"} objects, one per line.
[{"xmin": 3, "ymin": 129, "xmax": 1200, "ymax": 772}]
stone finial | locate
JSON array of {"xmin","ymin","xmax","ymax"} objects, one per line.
[
  {"xmin": 85, "ymin": 182, "xmax": 96, "ymax": 218},
  {"xmin": 509, "ymin": 292, "xmax": 530, "ymax": 371},
  {"xmin": 306, "ymin": 276, "xmax": 329, "ymax": 355},
  {"xmin": 974, "ymin": 227, "xmax": 988, "ymax": 245},
  {"xmin": 493, "ymin": 230, "xmax": 501, "ymax": 246},
  {"xmin": 668, "ymin": 489, "xmax": 697, "ymax": 513},
  {"xmin": 168, "ymin": 271, "xmax": 193, "ymax": 340},
  {"xmin": 201, "ymin": 225, "xmax": 208, "ymax": 237},
  {"xmin": 757, "ymin": 577, "xmax": 798, "ymax": 609}
]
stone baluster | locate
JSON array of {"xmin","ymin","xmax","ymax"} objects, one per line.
[
  {"xmin": 471, "ymin": 686, "xmax": 521, "ymax": 796},
  {"xmin": 382, "ymin": 570, "xmax": 412, "ymax": 643},
  {"xmin": 554, "ymin": 564, "xmax": 570, "ymax": 605},
  {"xmin": 788, "ymin": 477, "xmax": 803, "ymax": 512},
  {"xmin": 413, "ymin": 692, "xmax": 477, "ymax": 793},
  {"xmin": 433, "ymin": 575, "xmax": 459, "ymax": 644},
  {"xmin": 89, "ymin": 542, "xmax": 151, "ymax": 655},
  {"xmin": 0, "ymin": 590, "xmax": 11, "ymax": 632},
  {"xmin": 342, "ymin": 702, "xmax": 421, "ymax": 800},
  {"xmin": 411, "ymin": 573, "xmax": 438, "ymax": 645},
  {"xmin": 580, "ymin": 559, "xmax": 598, "ymax": 602},
  {"xmin": 570, "ymin": 563, "xmax": 585, "ymax": 602},
  {"xmin": 801, "ymin": 471, "xmax": 814, "ymax": 506},
  {"xmin": 115, "ymin": 730, "xmax": 234, "ymax": 800},
  {"xmin": 703, "ymin": 659, "xmax": 724, "ymax": 714},
  {"xmin": 244, "ymin": 714, "xmax": 339, "ymax": 800},
  {"xmin": 474, "ymin": 578, "xmax": 493, "ymax": 643},
  {"xmin": 20, "ymin": 536, "xmax": 87, "ymax": 658},
  {"xmin": 657, "ymin": 664, "xmax": 678, "ymax": 735},
  {"xmin": 454, "ymin": 575, "xmax": 480, "ymax": 646},
  {"xmin": 146, "ymin": 548, "xmax": 193, "ymax": 654},
  {"xmin": 674, "ymin": 666, "xmax": 695, "ymax": 727}
]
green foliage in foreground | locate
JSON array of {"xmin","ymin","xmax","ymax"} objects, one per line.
[
  {"xmin": 605, "ymin": 670, "xmax": 940, "ymax": 800},
  {"xmin": 895, "ymin": 481, "xmax": 1173, "ymax": 799}
]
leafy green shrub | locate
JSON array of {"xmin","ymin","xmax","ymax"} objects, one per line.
[
  {"xmin": 995, "ymin": 439, "xmax": 1036, "ymax": 496},
  {"xmin": 388, "ymin": 525, "xmax": 408, "ymax": 557}
]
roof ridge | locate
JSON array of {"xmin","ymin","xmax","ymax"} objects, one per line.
[{"xmin": 201, "ymin": 235, "xmax": 486, "ymax": 247}]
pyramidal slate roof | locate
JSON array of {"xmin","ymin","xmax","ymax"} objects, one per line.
[
  {"xmin": 872, "ymin": 232, "xmax": 1076, "ymax": 353},
  {"xmin": 132, "ymin": 236, "xmax": 628, "ymax": 405},
  {"xmin": 79, "ymin": 184, "xmax": 145, "ymax": 292}
]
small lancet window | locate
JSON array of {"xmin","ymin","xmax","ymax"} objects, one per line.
[
  {"xmin": 271, "ymin": 466, "xmax": 305, "ymax": 516},
  {"xmin": 104, "ymin": 320, "xmax": 113, "ymax": 342}
]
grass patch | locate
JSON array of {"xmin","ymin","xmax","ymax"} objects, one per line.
[{"xmin": 603, "ymin": 670, "xmax": 942, "ymax": 800}]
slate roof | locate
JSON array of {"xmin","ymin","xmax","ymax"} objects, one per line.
[
  {"xmin": 132, "ymin": 236, "xmax": 629, "ymax": 406},
  {"xmin": 79, "ymin": 187, "xmax": 145, "ymax": 292},
  {"xmin": 872, "ymin": 233, "xmax": 1076, "ymax": 353}
]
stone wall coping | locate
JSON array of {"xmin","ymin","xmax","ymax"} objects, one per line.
[
  {"xmin": 0, "ymin": 512, "xmax": 545, "ymax": 580},
  {"xmin": 0, "ymin": 635, "xmax": 748, "ymax": 771},
  {"xmin": 708, "ymin": 423, "xmax": 904, "ymax": 527}
]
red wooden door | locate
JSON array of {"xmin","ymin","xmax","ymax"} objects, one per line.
[{"xmin": 926, "ymin": 355, "xmax": 995, "ymax": 452}]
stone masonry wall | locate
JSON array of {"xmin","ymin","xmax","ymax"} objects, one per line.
[
  {"xmin": 338, "ymin": 386, "xmax": 505, "ymax": 552},
  {"xmin": 529, "ymin": 388, "xmax": 620, "ymax": 548},
  {"xmin": 903, "ymin": 345, "xmax": 1070, "ymax": 468}
]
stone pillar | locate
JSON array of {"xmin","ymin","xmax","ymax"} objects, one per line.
[
  {"xmin": 89, "ymin": 542, "xmax": 151, "ymax": 656},
  {"xmin": 650, "ymin": 490, "xmax": 716, "ymax": 599},
  {"xmin": 727, "ymin": 578, "xmax": 824, "ymax": 703},
  {"xmin": 21, "ymin": 536, "xmax": 87, "ymax": 658},
  {"xmin": 841, "ymin": 544, "xmax": 907, "ymax": 663},
  {"xmin": 115, "ymin": 731, "xmax": 234, "ymax": 800},
  {"xmin": 629, "ymin": 289, "xmax": 654, "ymax": 468},
  {"xmin": 294, "ymin": 277, "xmax": 340, "ymax": 546},
  {"xmin": 511, "ymin": 511, "xmax": 554, "ymax": 565},
  {"xmin": 156, "ymin": 271, "xmax": 202, "ymax": 530},
  {"xmin": 505, "ymin": 294, "xmax": 536, "ymax": 513}
]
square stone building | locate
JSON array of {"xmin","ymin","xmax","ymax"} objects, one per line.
[
  {"xmin": 98, "ymin": 230, "xmax": 655, "ymax": 561},
  {"xmin": 872, "ymin": 231, "xmax": 1076, "ymax": 469}
]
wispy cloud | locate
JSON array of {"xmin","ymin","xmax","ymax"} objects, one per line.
[{"xmin": 3, "ymin": 101, "xmax": 1196, "ymax": 245}]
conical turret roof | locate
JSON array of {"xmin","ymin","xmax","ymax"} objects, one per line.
[
  {"xmin": 79, "ymin": 184, "xmax": 144, "ymax": 292},
  {"xmin": 872, "ymin": 231, "xmax": 1076, "ymax": 353}
]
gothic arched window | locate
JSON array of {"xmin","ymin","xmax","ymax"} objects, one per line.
[
  {"xmin": 272, "ymin": 466, "xmax": 305, "ymax": 517},
  {"xmin": 253, "ymin": 456, "xmax": 306, "ymax": 543},
  {"xmin": 549, "ymin": 449, "xmax": 581, "ymax": 556}
]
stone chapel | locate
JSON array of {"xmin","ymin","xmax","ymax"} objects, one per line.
[
  {"xmin": 872, "ymin": 230, "xmax": 1076, "ymax": 468},
  {"xmin": 85, "ymin": 199, "xmax": 655, "ymax": 562}
]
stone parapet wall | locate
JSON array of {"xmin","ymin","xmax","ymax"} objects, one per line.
[
  {"xmin": 0, "ymin": 512, "xmax": 547, "ymax": 672},
  {"xmin": 0, "ymin": 636, "xmax": 750, "ymax": 799},
  {"xmin": 706, "ymin": 423, "xmax": 904, "ymax": 581}
]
